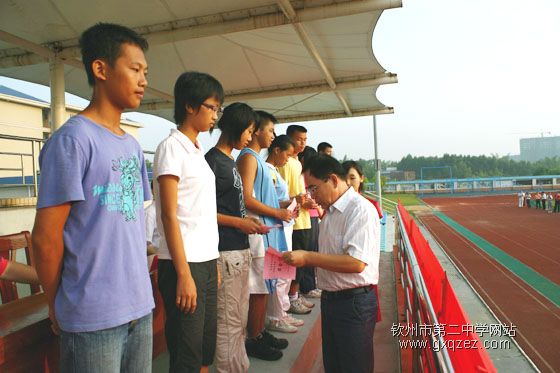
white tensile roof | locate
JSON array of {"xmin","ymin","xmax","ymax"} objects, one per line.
[{"xmin": 0, "ymin": 0, "xmax": 399, "ymax": 123}]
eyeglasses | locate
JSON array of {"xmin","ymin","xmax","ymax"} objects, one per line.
[
  {"xmin": 306, "ymin": 185, "xmax": 319, "ymax": 195},
  {"xmin": 306, "ymin": 177, "xmax": 330, "ymax": 195},
  {"xmin": 201, "ymin": 103, "xmax": 224, "ymax": 115}
]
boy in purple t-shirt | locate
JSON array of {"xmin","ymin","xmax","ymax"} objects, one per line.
[{"xmin": 32, "ymin": 23, "xmax": 154, "ymax": 372}]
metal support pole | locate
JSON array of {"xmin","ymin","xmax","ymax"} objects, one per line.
[
  {"xmin": 49, "ymin": 57, "xmax": 66, "ymax": 131},
  {"xmin": 32, "ymin": 139, "xmax": 38, "ymax": 197},
  {"xmin": 373, "ymin": 115, "xmax": 382, "ymax": 211}
]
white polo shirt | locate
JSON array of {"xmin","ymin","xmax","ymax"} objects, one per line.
[
  {"xmin": 153, "ymin": 129, "xmax": 219, "ymax": 263},
  {"xmin": 317, "ymin": 187, "xmax": 380, "ymax": 291}
]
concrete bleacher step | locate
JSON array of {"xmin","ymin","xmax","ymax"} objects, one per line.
[
  {"xmin": 152, "ymin": 298, "xmax": 322, "ymax": 373},
  {"xmin": 248, "ymin": 298, "xmax": 322, "ymax": 373},
  {"xmin": 374, "ymin": 251, "xmax": 400, "ymax": 373},
  {"xmin": 153, "ymin": 251, "xmax": 399, "ymax": 373}
]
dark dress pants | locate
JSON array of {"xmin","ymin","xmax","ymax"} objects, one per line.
[{"xmin": 321, "ymin": 289, "xmax": 378, "ymax": 373}]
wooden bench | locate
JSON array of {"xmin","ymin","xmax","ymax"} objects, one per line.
[
  {"xmin": 0, "ymin": 292, "xmax": 58, "ymax": 372},
  {"xmin": 0, "ymin": 272, "xmax": 166, "ymax": 372}
]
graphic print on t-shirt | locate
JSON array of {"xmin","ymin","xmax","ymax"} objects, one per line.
[
  {"xmin": 91, "ymin": 155, "xmax": 144, "ymax": 221},
  {"xmin": 233, "ymin": 167, "xmax": 247, "ymax": 218}
]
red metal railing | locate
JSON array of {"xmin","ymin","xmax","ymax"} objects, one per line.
[{"xmin": 396, "ymin": 203, "xmax": 496, "ymax": 372}]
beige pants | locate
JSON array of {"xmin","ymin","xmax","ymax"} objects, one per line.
[
  {"xmin": 215, "ymin": 249, "xmax": 251, "ymax": 373},
  {"xmin": 267, "ymin": 278, "xmax": 291, "ymax": 320}
]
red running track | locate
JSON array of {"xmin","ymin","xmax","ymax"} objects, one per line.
[{"xmin": 420, "ymin": 195, "xmax": 560, "ymax": 373}]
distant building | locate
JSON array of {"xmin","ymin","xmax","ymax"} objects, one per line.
[
  {"xmin": 519, "ymin": 136, "xmax": 560, "ymax": 162},
  {"xmin": 0, "ymin": 85, "xmax": 142, "ymax": 140},
  {"xmin": 0, "ymin": 85, "xmax": 143, "ymax": 197}
]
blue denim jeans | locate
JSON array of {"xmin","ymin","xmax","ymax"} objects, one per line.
[
  {"xmin": 321, "ymin": 289, "xmax": 377, "ymax": 373},
  {"xmin": 60, "ymin": 313, "xmax": 153, "ymax": 373}
]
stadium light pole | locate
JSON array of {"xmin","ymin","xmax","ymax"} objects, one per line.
[{"xmin": 373, "ymin": 114, "xmax": 383, "ymax": 211}]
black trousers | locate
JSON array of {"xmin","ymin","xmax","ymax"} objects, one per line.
[
  {"xmin": 293, "ymin": 226, "xmax": 318, "ymax": 294},
  {"xmin": 321, "ymin": 289, "xmax": 378, "ymax": 373},
  {"xmin": 158, "ymin": 259, "xmax": 217, "ymax": 373},
  {"xmin": 301, "ymin": 217, "xmax": 320, "ymax": 293}
]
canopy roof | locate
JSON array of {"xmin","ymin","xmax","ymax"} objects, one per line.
[{"xmin": 0, "ymin": 0, "xmax": 399, "ymax": 123}]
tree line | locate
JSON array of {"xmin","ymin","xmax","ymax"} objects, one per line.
[
  {"xmin": 342, "ymin": 154, "xmax": 560, "ymax": 181},
  {"xmin": 147, "ymin": 154, "xmax": 560, "ymax": 183}
]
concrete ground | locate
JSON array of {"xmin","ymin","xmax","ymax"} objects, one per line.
[
  {"xmin": 152, "ymin": 296, "xmax": 321, "ymax": 373},
  {"xmin": 153, "ymin": 251, "xmax": 400, "ymax": 373}
]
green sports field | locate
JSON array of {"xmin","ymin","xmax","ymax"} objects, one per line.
[{"xmin": 383, "ymin": 193, "xmax": 423, "ymax": 207}]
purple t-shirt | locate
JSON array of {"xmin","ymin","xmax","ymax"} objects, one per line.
[{"xmin": 37, "ymin": 115, "xmax": 154, "ymax": 332}]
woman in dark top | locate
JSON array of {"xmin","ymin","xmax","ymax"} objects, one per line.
[{"xmin": 205, "ymin": 102, "xmax": 264, "ymax": 373}]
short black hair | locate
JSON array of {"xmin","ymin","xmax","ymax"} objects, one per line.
[
  {"xmin": 270, "ymin": 134, "xmax": 295, "ymax": 152},
  {"xmin": 216, "ymin": 102, "xmax": 257, "ymax": 145},
  {"xmin": 298, "ymin": 145, "xmax": 317, "ymax": 164},
  {"xmin": 286, "ymin": 125, "xmax": 307, "ymax": 137},
  {"xmin": 255, "ymin": 110, "xmax": 278, "ymax": 130},
  {"xmin": 303, "ymin": 154, "xmax": 346, "ymax": 180},
  {"xmin": 317, "ymin": 142, "xmax": 333, "ymax": 153},
  {"xmin": 80, "ymin": 23, "xmax": 148, "ymax": 86},
  {"xmin": 174, "ymin": 71, "xmax": 224, "ymax": 125}
]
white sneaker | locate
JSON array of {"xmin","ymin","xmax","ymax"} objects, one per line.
[
  {"xmin": 267, "ymin": 318, "xmax": 298, "ymax": 333},
  {"xmin": 288, "ymin": 298, "xmax": 312, "ymax": 314},
  {"xmin": 283, "ymin": 315, "xmax": 304, "ymax": 327},
  {"xmin": 299, "ymin": 294, "xmax": 315, "ymax": 308},
  {"xmin": 304, "ymin": 289, "xmax": 322, "ymax": 298}
]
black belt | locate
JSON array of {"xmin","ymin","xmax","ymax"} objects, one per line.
[{"xmin": 321, "ymin": 285, "xmax": 373, "ymax": 300}]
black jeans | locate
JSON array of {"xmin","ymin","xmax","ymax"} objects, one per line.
[
  {"xmin": 321, "ymin": 288, "xmax": 378, "ymax": 373},
  {"xmin": 292, "ymin": 228, "xmax": 310, "ymax": 288},
  {"xmin": 158, "ymin": 259, "xmax": 217, "ymax": 373},
  {"xmin": 300, "ymin": 217, "xmax": 320, "ymax": 293}
]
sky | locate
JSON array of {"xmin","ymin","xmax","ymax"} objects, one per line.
[{"xmin": 1, "ymin": 0, "xmax": 559, "ymax": 162}]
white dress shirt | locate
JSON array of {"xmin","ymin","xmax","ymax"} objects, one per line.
[{"xmin": 317, "ymin": 187, "xmax": 380, "ymax": 291}]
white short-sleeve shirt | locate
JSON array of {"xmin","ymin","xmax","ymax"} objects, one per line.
[
  {"xmin": 145, "ymin": 202, "xmax": 161, "ymax": 249},
  {"xmin": 317, "ymin": 187, "xmax": 380, "ymax": 291},
  {"xmin": 153, "ymin": 129, "xmax": 219, "ymax": 263}
]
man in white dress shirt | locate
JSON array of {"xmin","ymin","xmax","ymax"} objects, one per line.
[{"xmin": 283, "ymin": 154, "xmax": 380, "ymax": 373}]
